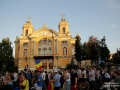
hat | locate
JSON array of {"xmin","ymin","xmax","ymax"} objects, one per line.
[{"xmin": 54, "ymin": 69, "xmax": 57, "ymax": 72}]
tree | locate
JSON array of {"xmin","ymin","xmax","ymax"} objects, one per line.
[
  {"xmin": 0, "ymin": 38, "xmax": 15, "ymax": 72},
  {"xmin": 66, "ymin": 59, "xmax": 79, "ymax": 70},
  {"xmin": 87, "ymin": 36, "xmax": 100, "ymax": 66},
  {"xmin": 81, "ymin": 42, "xmax": 89, "ymax": 60},
  {"xmin": 112, "ymin": 49, "xmax": 120, "ymax": 65},
  {"xmin": 74, "ymin": 34, "xmax": 82, "ymax": 67},
  {"xmin": 99, "ymin": 36, "xmax": 110, "ymax": 67}
]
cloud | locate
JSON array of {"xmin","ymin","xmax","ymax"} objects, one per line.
[
  {"xmin": 111, "ymin": 24, "xmax": 117, "ymax": 28},
  {"xmin": 104, "ymin": 0, "xmax": 120, "ymax": 9},
  {"xmin": 108, "ymin": 42, "xmax": 120, "ymax": 46}
]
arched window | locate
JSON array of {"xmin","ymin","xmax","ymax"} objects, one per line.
[
  {"xmin": 38, "ymin": 40, "xmax": 42, "ymax": 45},
  {"xmin": 43, "ymin": 38, "xmax": 47, "ymax": 44},
  {"xmin": 24, "ymin": 49, "xmax": 27, "ymax": 57},
  {"xmin": 48, "ymin": 47, "xmax": 52, "ymax": 55},
  {"xmin": 25, "ymin": 29, "xmax": 28, "ymax": 36},
  {"xmin": 48, "ymin": 40, "xmax": 51, "ymax": 45},
  {"xmin": 62, "ymin": 27, "xmax": 65, "ymax": 34},
  {"xmin": 43, "ymin": 48, "xmax": 47, "ymax": 55},
  {"xmin": 63, "ymin": 47, "xmax": 67, "ymax": 55},
  {"xmin": 38, "ymin": 48, "xmax": 41, "ymax": 55}
]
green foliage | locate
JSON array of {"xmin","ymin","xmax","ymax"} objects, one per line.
[
  {"xmin": 112, "ymin": 50, "xmax": 120, "ymax": 65},
  {"xmin": 100, "ymin": 46, "xmax": 110, "ymax": 61},
  {"xmin": 87, "ymin": 36, "xmax": 100, "ymax": 66},
  {"xmin": 99, "ymin": 36, "xmax": 110, "ymax": 62},
  {"xmin": 66, "ymin": 64, "xmax": 79, "ymax": 70},
  {"xmin": 75, "ymin": 35, "xmax": 82, "ymax": 62},
  {"xmin": 0, "ymin": 37, "xmax": 15, "ymax": 72},
  {"xmin": 81, "ymin": 43, "xmax": 89, "ymax": 60},
  {"xmin": 66, "ymin": 59, "xmax": 79, "ymax": 70}
]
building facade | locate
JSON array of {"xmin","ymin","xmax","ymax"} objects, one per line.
[{"xmin": 14, "ymin": 16, "xmax": 77, "ymax": 70}]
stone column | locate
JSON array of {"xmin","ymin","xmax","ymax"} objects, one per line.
[
  {"xmin": 47, "ymin": 59, "xmax": 49, "ymax": 69},
  {"xmin": 54, "ymin": 39, "xmax": 56, "ymax": 54},
  {"xmin": 31, "ymin": 40, "xmax": 34, "ymax": 55},
  {"xmin": 34, "ymin": 41, "xmax": 36, "ymax": 55},
  {"xmin": 56, "ymin": 39, "xmax": 58, "ymax": 54}
]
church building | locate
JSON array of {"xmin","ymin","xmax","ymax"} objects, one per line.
[{"xmin": 14, "ymin": 15, "xmax": 77, "ymax": 70}]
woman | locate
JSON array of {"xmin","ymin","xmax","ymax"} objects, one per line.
[
  {"xmin": 20, "ymin": 74, "xmax": 29, "ymax": 90},
  {"xmin": 65, "ymin": 70, "xmax": 71, "ymax": 90}
]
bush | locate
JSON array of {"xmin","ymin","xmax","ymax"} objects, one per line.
[
  {"xmin": 66, "ymin": 64, "xmax": 79, "ymax": 70},
  {"xmin": 7, "ymin": 66, "xmax": 18, "ymax": 73}
]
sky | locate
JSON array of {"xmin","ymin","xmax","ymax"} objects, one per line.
[{"xmin": 0, "ymin": 0, "xmax": 120, "ymax": 55}]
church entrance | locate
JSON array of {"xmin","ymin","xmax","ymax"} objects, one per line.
[{"xmin": 33, "ymin": 56, "xmax": 54, "ymax": 69}]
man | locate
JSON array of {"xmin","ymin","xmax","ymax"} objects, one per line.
[
  {"xmin": 26, "ymin": 70, "xmax": 31, "ymax": 86},
  {"xmin": 31, "ymin": 70, "xmax": 38, "ymax": 90},
  {"xmin": 110, "ymin": 66, "xmax": 115, "ymax": 82},
  {"xmin": 36, "ymin": 71, "xmax": 43, "ymax": 90},
  {"xmin": 77, "ymin": 68, "xmax": 82, "ymax": 83},
  {"xmin": 50, "ymin": 70, "xmax": 60, "ymax": 90},
  {"xmin": 113, "ymin": 71, "xmax": 120, "ymax": 90},
  {"xmin": 88, "ymin": 66, "xmax": 95, "ymax": 90},
  {"xmin": 42, "ymin": 70, "xmax": 47, "ymax": 89},
  {"xmin": 71, "ymin": 68, "xmax": 78, "ymax": 90}
]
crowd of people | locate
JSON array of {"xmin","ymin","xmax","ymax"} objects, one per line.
[{"xmin": 0, "ymin": 66, "xmax": 120, "ymax": 90}]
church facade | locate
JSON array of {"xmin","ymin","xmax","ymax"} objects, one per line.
[{"xmin": 14, "ymin": 16, "xmax": 77, "ymax": 70}]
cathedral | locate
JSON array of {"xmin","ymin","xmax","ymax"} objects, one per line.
[{"xmin": 14, "ymin": 15, "xmax": 77, "ymax": 70}]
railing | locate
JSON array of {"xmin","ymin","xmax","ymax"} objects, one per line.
[{"xmin": 37, "ymin": 54, "xmax": 53, "ymax": 56}]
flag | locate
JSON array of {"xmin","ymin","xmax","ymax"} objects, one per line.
[
  {"xmin": 48, "ymin": 81, "xmax": 54, "ymax": 90},
  {"xmin": 35, "ymin": 59, "xmax": 42, "ymax": 70}
]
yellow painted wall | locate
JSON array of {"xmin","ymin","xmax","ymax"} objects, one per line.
[{"xmin": 14, "ymin": 17, "xmax": 76, "ymax": 70}]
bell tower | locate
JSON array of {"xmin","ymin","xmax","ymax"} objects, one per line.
[
  {"xmin": 22, "ymin": 17, "xmax": 34, "ymax": 37},
  {"xmin": 58, "ymin": 15, "xmax": 70, "ymax": 35}
]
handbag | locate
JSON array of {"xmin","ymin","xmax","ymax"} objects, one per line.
[{"xmin": 21, "ymin": 80, "xmax": 27, "ymax": 89}]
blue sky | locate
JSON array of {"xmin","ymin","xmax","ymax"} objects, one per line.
[{"xmin": 0, "ymin": 0, "xmax": 120, "ymax": 55}]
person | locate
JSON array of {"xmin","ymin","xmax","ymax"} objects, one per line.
[
  {"xmin": 88, "ymin": 66, "xmax": 95, "ymax": 90},
  {"xmin": 82, "ymin": 68, "xmax": 87, "ymax": 82},
  {"xmin": 31, "ymin": 71, "xmax": 38, "ymax": 90},
  {"xmin": 77, "ymin": 68, "xmax": 82, "ymax": 83},
  {"xmin": 71, "ymin": 68, "xmax": 78, "ymax": 90},
  {"xmin": 36, "ymin": 71, "xmax": 43, "ymax": 90},
  {"xmin": 42, "ymin": 70, "xmax": 47, "ymax": 89},
  {"xmin": 45, "ymin": 71, "xmax": 49, "ymax": 87},
  {"xmin": 65, "ymin": 69, "xmax": 71, "ymax": 90},
  {"xmin": 20, "ymin": 74, "xmax": 29, "ymax": 90},
  {"xmin": 113, "ymin": 71, "xmax": 120, "ymax": 90},
  {"xmin": 104, "ymin": 69, "xmax": 111, "ymax": 82},
  {"xmin": 0, "ymin": 77, "xmax": 4, "ymax": 89},
  {"xmin": 50, "ymin": 69, "xmax": 60, "ymax": 90},
  {"xmin": 1, "ymin": 84, "xmax": 14, "ymax": 90}
]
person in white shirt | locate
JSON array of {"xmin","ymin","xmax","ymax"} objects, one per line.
[
  {"xmin": 77, "ymin": 68, "xmax": 82, "ymax": 83},
  {"xmin": 82, "ymin": 68, "xmax": 87, "ymax": 82},
  {"xmin": 42, "ymin": 70, "xmax": 47, "ymax": 89},
  {"xmin": 88, "ymin": 66, "xmax": 95, "ymax": 90},
  {"xmin": 65, "ymin": 69, "xmax": 71, "ymax": 90},
  {"xmin": 13, "ymin": 72, "xmax": 18, "ymax": 81}
]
